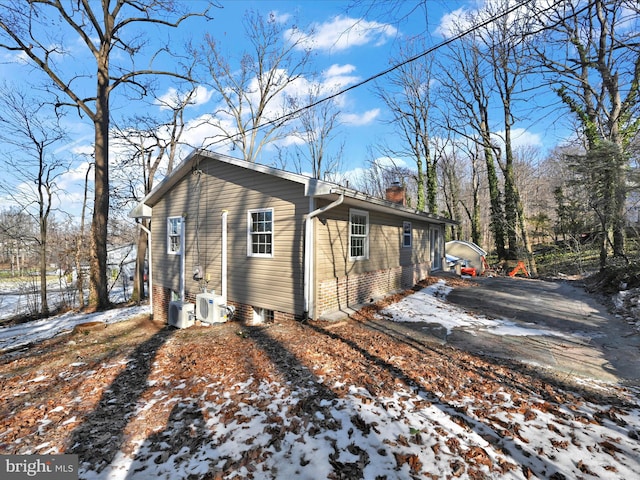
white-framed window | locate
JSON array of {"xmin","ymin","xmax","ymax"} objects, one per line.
[
  {"xmin": 248, "ymin": 208, "xmax": 274, "ymax": 257},
  {"xmin": 403, "ymin": 221, "xmax": 412, "ymax": 248},
  {"xmin": 167, "ymin": 216, "xmax": 182, "ymax": 255},
  {"xmin": 349, "ymin": 209, "xmax": 369, "ymax": 260}
]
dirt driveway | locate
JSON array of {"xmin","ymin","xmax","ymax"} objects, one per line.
[{"xmin": 374, "ymin": 275, "xmax": 640, "ymax": 386}]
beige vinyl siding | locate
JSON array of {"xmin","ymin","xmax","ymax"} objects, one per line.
[
  {"xmin": 151, "ymin": 159, "xmax": 307, "ymax": 316},
  {"xmin": 314, "ymin": 201, "xmax": 432, "ymax": 281}
]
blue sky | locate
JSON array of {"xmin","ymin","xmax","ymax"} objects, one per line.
[{"xmin": 0, "ymin": 0, "xmax": 560, "ymax": 220}]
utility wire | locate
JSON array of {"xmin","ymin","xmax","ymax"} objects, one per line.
[{"xmin": 209, "ymin": 0, "xmax": 569, "ymax": 148}]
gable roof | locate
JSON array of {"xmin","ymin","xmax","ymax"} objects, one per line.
[
  {"xmin": 446, "ymin": 240, "xmax": 488, "ymax": 257},
  {"xmin": 130, "ymin": 149, "xmax": 456, "ymax": 225}
]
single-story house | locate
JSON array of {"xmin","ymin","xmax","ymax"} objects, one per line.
[
  {"xmin": 445, "ymin": 240, "xmax": 487, "ymax": 275},
  {"xmin": 130, "ymin": 149, "xmax": 456, "ymax": 325}
]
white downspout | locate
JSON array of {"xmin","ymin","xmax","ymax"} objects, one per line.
[
  {"xmin": 138, "ymin": 222, "xmax": 153, "ymax": 312},
  {"xmin": 180, "ymin": 215, "xmax": 186, "ymax": 302},
  {"xmin": 221, "ymin": 210, "xmax": 228, "ymax": 304},
  {"xmin": 304, "ymin": 193, "xmax": 344, "ymax": 319}
]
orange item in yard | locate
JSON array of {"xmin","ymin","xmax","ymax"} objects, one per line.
[
  {"xmin": 508, "ymin": 261, "xmax": 529, "ymax": 277},
  {"xmin": 461, "ymin": 267, "xmax": 477, "ymax": 277}
]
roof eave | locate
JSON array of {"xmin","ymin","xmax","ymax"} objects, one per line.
[{"xmin": 314, "ymin": 187, "xmax": 457, "ymax": 225}]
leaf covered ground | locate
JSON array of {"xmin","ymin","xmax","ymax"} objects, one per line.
[{"xmin": 0, "ymin": 277, "xmax": 639, "ymax": 479}]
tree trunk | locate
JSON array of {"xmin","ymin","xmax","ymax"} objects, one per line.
[
  {"xmin": 485, "ymin": 148, "xmax": 506, "ymax": 259},
  {"xmin": 76, "ymin": 164, "xmax": 91, "ymax": 309},
  {"xmin": 416, "ymin": 154, "xmax": 425, "ymax": 211},
  {"xmin": 89, "ymin": 52, "xmax": 111, "ymax": 310},
  {"xmin": 426, "ymin": 150, "xmax": 438, "ymax": 214},
  {"xmin": 40, "ymin": 217, "xmax": 49, "ymax": 317},
  {"xmin": 503, "ymin": 169, "xmax": 518, "ymax": 258},
  {"xmin": 131, "ymin": 220, "xmax": 149, "ymax": 303},
  {"xmin": 471, "ymin": 149, "xmax": 481, "ymax": 246}
]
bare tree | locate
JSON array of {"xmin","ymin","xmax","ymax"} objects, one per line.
[
  {"xmin": 479, "ymin": 0, "xmax": 538, "ymax": 273},
  {"xmin": 196, "ymin": 10, "xmax": 312, "ymax": 162},
  {"xmin": 0, "ymin": 84, "xmax": 70, "ymax": 317},
  {"xmin": 375, "ymin": 40, "xmax": 437, "ymax": 212},
  {"xmin": 350, "ymin": 148, "xmax": 415, "ymax": 204},
  {"xmin": 0, "ymin": 0, "xmax": 215, "ymax": 310},
  {"xmin": 289, "ymin": 83, "xmax": 344, "ymax": 179},
  {"xmin": 0, "ymin": 208, "xmax": 36, "ymax": 277},
  {"xmin": 75, "ymin": 163, "xmax": 93, "ymax": 309},
  {"xmin": 112, "ymin": 85, "xmax": 199, "ymax": 302},
  {"xmin": 438, "ymin": 148, "xmax": 463, "ymax": 240},
  {"xmin": 439, "ymin": 31, "xmax": 507, "ymax": 259},
  {"xmin": 439, "ymin": 139, "xmax": 484, "ymax": 244},
  {"xmin": 533, "ymin": 0, "xmax": 640, "ymax": 266}
]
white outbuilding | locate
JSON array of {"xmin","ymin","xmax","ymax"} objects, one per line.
[{"xmin": 445, "ymin": 240, "xmax": 487, "ymax": 275}]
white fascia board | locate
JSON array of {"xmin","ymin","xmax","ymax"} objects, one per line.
[
  {"xmin": 128, "ymin": 202, "xmax": 152, "ymax": 219},
  {"xmin": 312, "ymin": 186, "xmax": 457, "ymax": 226}
]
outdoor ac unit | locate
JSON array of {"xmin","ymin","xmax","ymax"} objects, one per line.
[
  {"xmin": 196, "ymin": 291, "xmax": 226, "ymax": 323},
  {"xmin": 168, "ymin": 301, "xmax": 195, "ymax": 329}
]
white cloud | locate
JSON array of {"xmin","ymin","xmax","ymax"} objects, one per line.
[
  {"xmin": 436, "ymin": 0, "xmax": 552, "ymax": 38},
  {"xmin": 322, "ymin": 63, "xmax": 360, "ymax": 89},
  {"xmin": 491, "ymin": 128, "xmax": 542, "ymax": 150},
  {"xmin": 155, "ymin": 86, "xmax": 214, "ymax": 110},
  {"xmin": 340, "ymin": 109, "xmax": 380, "ymax": 126},
  {"xmin": 435, "ymin": 7, "xmax": 470, "ymax": 38},
  {"xmin": 59, "ymin": 161, "xmax": 93, "ymax": 187},
  {"xmin": 288, "ymin": 15, "xmax": 397, "ymax": 53},
  {"xmin": 373, "ymin": 156, "xmax": 408, "ymax": 169},
  {"xmin": 324, "ymin": 64, "xmax": 356, "ymax": 77},
  {"xmin": 269, "ymin": 10, "xmax": 291, "ymax": 24}
]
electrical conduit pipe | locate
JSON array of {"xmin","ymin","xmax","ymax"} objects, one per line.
[{"xmin": 221, "ymin": 210, "xmax": 228, "ymax": 305}]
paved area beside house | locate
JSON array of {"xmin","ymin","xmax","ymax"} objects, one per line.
[{"xmin": 368, "ymin": 275, "xmax": 640, "ymax": 386}]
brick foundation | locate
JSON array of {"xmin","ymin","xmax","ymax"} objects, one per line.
[
  {"xmin": 153, "ymin": 261, "xmax": 431, "ymax": 325},
  {"xmin": 152, "ymin": 285, "xmax": 296, "ymax": 326},
  {"xmin": 316, "ymin": 262, "xmax": 431, "ymax": 318}
]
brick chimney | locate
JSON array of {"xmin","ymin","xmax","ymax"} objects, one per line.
[{"xmin": 385, "ymin": 182, "xmax": 406, "ymax": 206}]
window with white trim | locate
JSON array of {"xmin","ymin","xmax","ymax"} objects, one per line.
[
  {"xmin": 167, "ymin": 216, "xmax": 182, "ymax": 254},
  {"xmin": 248, "ymin": 208, "xmax": 273, "ymax": 257},
  {"xmin": 349, "ymin": 209, "xmax": 369, "ymax": 260},
  {"xmin": 403, "ymin": 221, "xmax": 412, "ymax": 248},
  {"xmin": 253, "ymin": 307, "xmax": 274, "ymax": 323}
]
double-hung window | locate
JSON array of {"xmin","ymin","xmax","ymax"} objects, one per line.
[
  {"xmin": 403, "ymin": 221, "xmax": 412, "ymax": 248},
  {"xmin": 167, "ymin": 216, "xmax": 182, "ymax": 254},
  {"xmin": 349, "ymin": 209, "xmax": 369, "ymax": 260},
  {"xmin": 248, "ymin": 208, "xmax": 273, "ymax": 257}
]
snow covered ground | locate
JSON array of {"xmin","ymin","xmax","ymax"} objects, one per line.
[
  {"xmin": 0, "ymin": 305, "xmax": 151, "ymax": 352},
  {"xmin": 1, "ymin": 279, "xmax": 639, "ymax": 479},
  {"xmin": 0, "ymin": 278, "xmax": 134, "ymax": 321}
]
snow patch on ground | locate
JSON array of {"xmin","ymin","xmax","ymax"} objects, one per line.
[
  {"xmin": 0, "ymin": 305, "xmax": 151, "ymax": 352},
  {"xmin": 383, "ymin": 280, "xmax": 573, "ymax": 338},
  {"xmin": 78, "ymin": 378, "xmax": 640, "ymax": 480}
]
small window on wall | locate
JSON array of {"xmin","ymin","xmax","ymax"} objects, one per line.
[
  {"xmin": 167, "ymin": 217, "xmax": 182, "ymax": 254},
  {"xmin": 248, "ymin": 208, "xmax": 274, "ymax": 257},
  {"xmin": 403, "ymin": 221, "xmax": 412, "ymax": 248},
  {"xmin": 349, "ymin": 209, "xmax": 369, "ymax": 260},
  {"xmin": 253, "ymin": 307, "xmax": 274, "ymax": 323}
]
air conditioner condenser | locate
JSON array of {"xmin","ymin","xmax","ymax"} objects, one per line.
[
  {"xmin": 196, "ymin": 291, "xmax": 227, "ymax": 324},
  {"xmin": 168, "ymin": 301, "xmax": 195, "ymax": 329}
]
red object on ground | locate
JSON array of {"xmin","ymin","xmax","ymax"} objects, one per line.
[
  {"xmin": 461, "ymin": 267, "xmax": 477, "ymax": 277},
  {"xmin": 508, "ymin": 261, "xmax": 530, "ymax": 277}
]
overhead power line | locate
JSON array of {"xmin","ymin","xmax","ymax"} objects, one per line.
[{"xmin": 211, "ymin": 0, "xmax": 567, "ymax": 148}]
